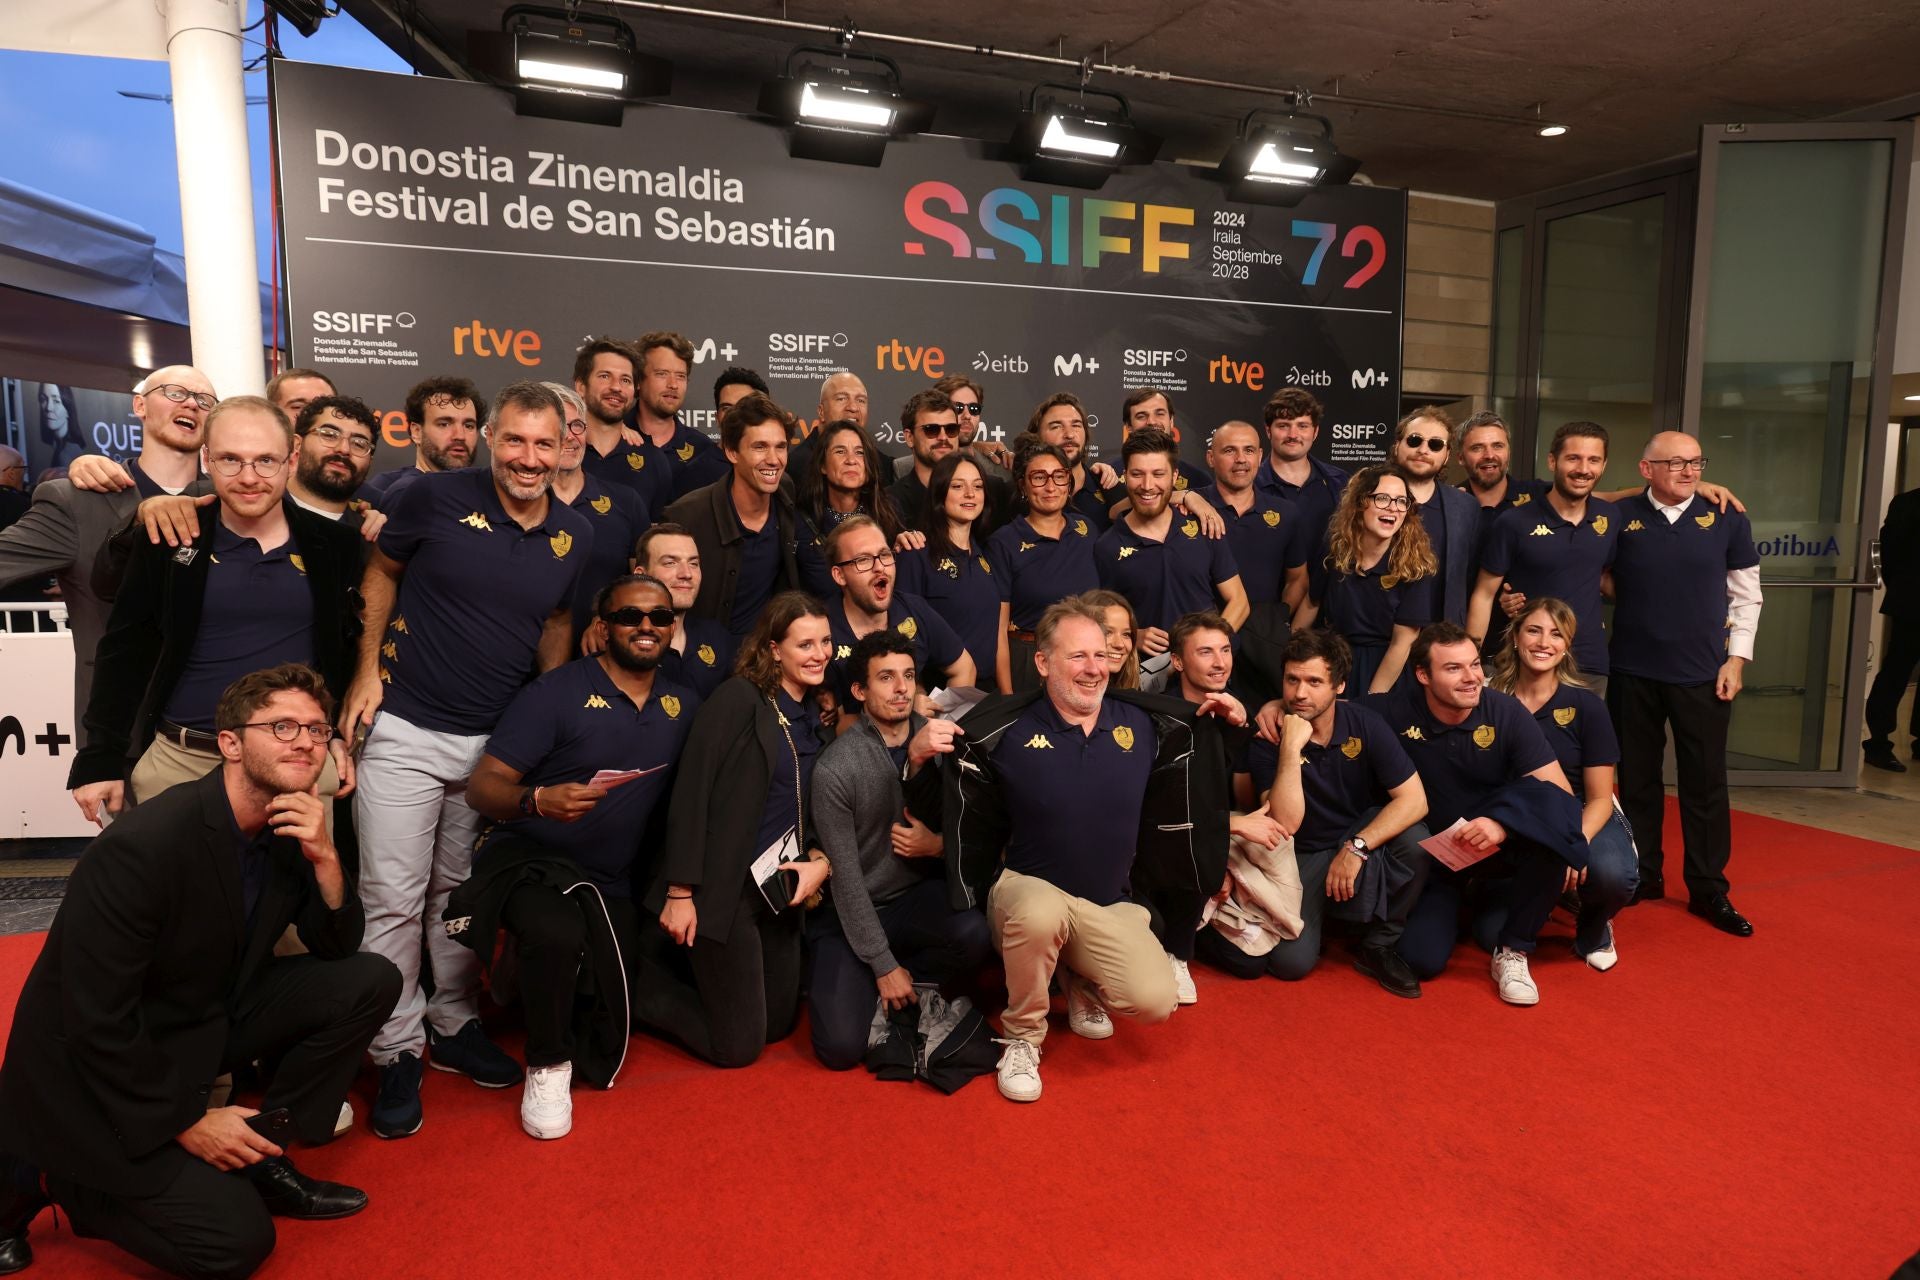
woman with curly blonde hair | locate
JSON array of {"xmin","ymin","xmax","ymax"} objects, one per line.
[{"xmin": 1302, "ymin": 465, "xmax": 1437, "ymax": 694}]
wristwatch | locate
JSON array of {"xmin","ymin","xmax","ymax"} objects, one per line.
[{"xmin": 1345, "ymin": 835, "xmax": 1370, "ymax": 861}]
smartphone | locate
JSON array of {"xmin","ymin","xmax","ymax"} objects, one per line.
[{"xmin": 246, "ymin": 1107, "xmax": 294, "ymax": 1145}]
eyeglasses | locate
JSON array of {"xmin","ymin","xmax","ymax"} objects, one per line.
[
  {"xmin": 1402, "ymin": 435, "xmax": 1448, "ymax": 453},
  {"xmin": 952, "ymin": 403, "xmax": 983, "ymax": 417},
  {"xmin": 835, "ymin": 551, "xmax": 895, "ymax": 573},
  {"xmin": 1366, "ymin": 493, "xmax": 1412, "ymax": 511},
  {"xmin": 919, "ymin": 422, "xmax": 964, "ymax": 438},
  {"xmin": 304, "ymin": 424, "xmax": 376, "ymax": 456},
  {"xmin": 240, "ymin": 720, "xmax": 335, "ymax": 743},
  {"xmin": 1026, "ymin": 470, "xmax": 1072, "ymax": 489},
  {"xmin": 602, "ymin": 606, "xmax": 676, "ymax": 628},
  {"xmin": 209, "ymin": 454, "xmax": 287, "ymax": 478},
  {"xmin": 146, "ymin": 384, "xmax": 217, "ymax": 412},
  {"xmin": 563, "ymin": 418, "xmax": 589, "ymax": 437},
  {"xmin": 1650, "ymin": 456, "xmax": 1708, "ymax": 473}
]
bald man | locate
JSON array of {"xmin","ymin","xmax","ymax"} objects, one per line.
[
  {"xmin": 793, "ymin": 370, "xmax": 892, "ymax": 485},
  {"xmin": 0, "ymin": 367, "xmax": 214, "ymax": 746}
]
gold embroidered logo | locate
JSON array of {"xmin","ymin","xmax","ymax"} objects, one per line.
[
  {"xmin": 288, "ymin": 554, "xmax": 306, "ymax": 575},
  {"xmin": 1695, "ymin": 512, "xmax": 1716, "ymax": 530},
  {"xmin": 835, "ymin": 644, "xmax": 852, "ymax": 660},
  {"xmin": 1340, "ymin": 737, "xmax": 1363, "ymax": 759},
  {"xmin": 1402, "ymin": 726, "xmax": 1425, "ymax": 741},
  {"xmin": 1473, "ymin": 725, "xmax": 1497, "ymax": 749},
  {"xmin": 378, "ymin": 666, "xmax": 392, "ymax": 684},
  {"xmin": 1530, "ymin": 524, "xmax": 1553, "ymax": 537},
  {"xmin": 1553, "ymin": 706, "xmax": 1577, "ymax": 727},
  {"xmin": 391, "ymin": 616, "xmax": 410, "ymax": 635},
  {"xmin": 1019, "ymin": 541, "xmax": 1037, "ymax": 553},
  {"xmin": 676, "ymin": 442, "xmax": 695, "ymax": 462},
  {"xmin": 937, "ymin": 557, "xmax": 958, "ymax": 577},
  {"xmin": 460, "ymin": 512, "xmax": 492, "ymax": 532},
  {"xmin": 1592, "ymin": 516, "xmax": 1608, "ymax": 536},
  {"xmin": 1513, "ymin": 493, "xmax": 1534, "ymax": 507},
  {"xmin": 590, "ymin": 495, "xmax": 612, "ymax": 515},
  {"xmin": 381, "ymin": 640, "xmax": 397, "ymax": 660},
  {"xmin": 1117, "ymin": 546, "xmax": 1136, "ymax": 560},
  {"xmin": 661, "ymin": 695, "xmax": 682, "ymax": 719},
  {"xmin": 584, "ymin": 694, "xmax": 611, "ymax": 710},
  {"xmin": 1113, "ymin": 726, "xmax": 1135, "ymax": 752},
  {"xmin": 697, "ymin": 643, "xmax": 717, "ymax": 666},
  {"xmin": 550, "ymin": 530, "xmax": 574, "ymax": 559},
  {"xmin": 1175, "ymin": 476, "xmax": 1189, "ymax": 490},
  {"xmin": 979, "ymin": 556, "xmax": 992, "ymax": 574},
  {"xmin": 1181, "ymin": 520, "xmax": 1199, "ymax": 539},
  {"xmin": 1073, "ymin": 518, "xmax": 1089, "ymax": 536},
  {"xmin": 1262, "ymin": 510, "xmax": 1281, "ymax": 528},
  {"xmin": 898, "ymin": 617, "xmax": 918, "ymax": 640},
  {"xmin": 627, "ymin": 453, "xmax": 644, "ymax": 470},
  {"xmin": 1023, "ymin": 734, "xmax": 1053, "ymax": 750},
  {"xmin": 1625, "ymin": 519, "xmax": 1645, "ymax": 532}
]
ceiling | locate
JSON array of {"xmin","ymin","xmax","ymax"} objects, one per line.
[{"xmin": 336, "ymin": 0, "xmax": 1920, "ymax": 201}]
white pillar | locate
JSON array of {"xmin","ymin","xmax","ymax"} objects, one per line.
[{"xmin": 162, "ymin": 0, "xmax": 264, "ymax": 397}]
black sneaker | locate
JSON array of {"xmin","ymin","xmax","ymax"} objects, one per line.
[
  {"xmin": 1354, "ymin": 944, "xmax": 1422, "ymax": 999},
  {"xmin": 427, "ymin": 1021, "xmax": 523, "ymax": 1088},
  {"xmin": 1863, "ymin": 741, "xmax": 1907, "ymax": 772},
  {"xmin": 370, "ymin": 1051, "xmax": 424, "ymax": 1139}
]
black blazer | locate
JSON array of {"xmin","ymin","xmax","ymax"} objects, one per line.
[
  {"xmin": 0, "ymin": 770, "xmax": 364, "ymax": 1197},
  {"xmin": 69, "ymin": 499, "xmax": 364, "ymax": 788},
  {"xmin": 663, "ymin": 479, "xmax": 801, "ymax": 626},
  {"xmin": 644, "ymin": 676, "xmax": 819, "ymax": 945},
  {"xmin": 1880, "ymin": 489, "xmax": 1920, "ymax": 621}
]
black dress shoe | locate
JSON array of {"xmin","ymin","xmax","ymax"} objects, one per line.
[
  {"xmin": 1630, "ymin": 874, "xmax": 1665, "ymax": 905},
  {"xmin": 0, "ymin": 1158, "xmax": 47, "ymax": 1275},
  {"xmin": 247, "ymin": 1157, "xmax": 368, "ymax": 1220},
  {"xmin": 1688, "ymin": 894, "xmax": 1754, "ymax": 937},
  {"xmin": 1354, "ymin": 945, "xmax": 1422, "ymax": 999},
  {"xmin": 1863, "ymin": 742, "xmax": 1907, "ymax": 773}
]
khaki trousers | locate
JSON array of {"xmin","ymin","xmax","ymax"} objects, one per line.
[{"xmin": 987, "ymin": 869, "xmax": 1177, "ymax": 1046}]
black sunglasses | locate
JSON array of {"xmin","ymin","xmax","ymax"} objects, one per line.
[
  {"xmin": 919, "ymin": 421, "xmax": 964, "ymax": 437},
  {"xmin": 1403, "ymin": 434, "xmax": 1448, "ymax": 453},
  {"xmin": 952, "ymin": 403, "xmax": 983, "ymax": 416},
  {"xmin": 602, "ymin": 606, "xmax": 676, "ymax": 628}
]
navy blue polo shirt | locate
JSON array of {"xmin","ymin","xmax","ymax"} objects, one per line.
[
  {"xmin": 823, "ymin": 591, "xmax": 966, "ymax": 706},
  {"xmin": 376, "ymin": 468, "xmax": 593, "ymax": 735},
  {"xmin": 164, "ymin": 519, "xmax": 315, "ymax": 731},
  {"xmin": 992, "ymin": 695, "xmax": 1156, "ymax": 905},
  {"xmin": 565, "ymin": 474, "xmax": 649, "ymax": 641},
  {"xmin": 1258, "ymin": 455, "xmax": 1348, "ymax": 596},
  {"xmin": 986, "ymin": 514, "xmax": 1100, "ymax": 629},
  {"xmin": 1469, "ymin": 476, "xmax": 1552, "ymax": 553},
  {"xmin": 1246, "ymin": 700, "xmax": 1416, "ymax": 852},
  {"xmin": 1192, "ymin": 484, "xmax": 1307, "ymax": 606},
  {"xmin": 1069, "ymin": 477, "xmax": 1113, "ymax": 533},
  {"xmin": 655, "ymin": 418, "xmax": 730, "ymax": 501},
  {"xmin": 581, "ymin": 435, "xmax": 673, "ymax": 515},
  {"xmin": 658, "ymin": 615, "xmax": 737, "ymax": 700},
  {"xmin": 1319, "ymin": 555, "xmax": 1437, "ymax": 649},
  {"xmin": 1095, "ymin": 515, "xmax": 1240, "ymax": 633},
  {"xmin": 728, "ymin": 489, "xmax": 782, "ymax": 636},
  {"xmin": 896, "ymin": 544, "xmax": 999, "ymax": 685},
  {"xmin": 1528, "ymin": 682, "xmax": 1617, "ymax": 801},
  {"xmin": 129, "ymin": 457, "xmax": 188, "ymax": 500},
  {"xmin": 757, "ymin": 686, "xmax": 825, "ymax": 855},
  {"xmin": 1479, "ymin": 496, "xmax": 1620, "ymax": 674},
  {"xmin": 1610, "ymin": 493, "xmax": 1760, "ymax": 686},
  {"xmin": 477, "ymin": 659, "xmax": 697, "ymax": 894},
  {"xmin": 1363, "ymin": 686, "xmax": 1556, "ymax": 830}
]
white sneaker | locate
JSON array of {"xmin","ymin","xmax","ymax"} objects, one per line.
[
  {"xmin": 1169, "ymin": 953, "xmax": 1197, "ymax": 1006},
  {"xmin": 333, "ymin": 1100, "xmax": 354, "ymax": 1137},
  {"xmin": 1066, "ymin": 977, "xmax": 1114, "ymax": 1039},
  {"xmin": 1492, "ymin": 946, "xmax": 1540, "ymax": 1006},
  {"xmin": 1582, "ymin": 926, "xmax": 1620, "ymax": 973},
  {"xmin": 520, "ymin": 1062, "xmax": 573, "ymax": 1139},
  {"xmin": 994, "ymin": 1038, "xmax": 1042, "ymax": 1103}
]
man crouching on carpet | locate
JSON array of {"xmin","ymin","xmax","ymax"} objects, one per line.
[{"xmin": 0, "ymin": 663, "xmax": 400, "ymax": 1278}]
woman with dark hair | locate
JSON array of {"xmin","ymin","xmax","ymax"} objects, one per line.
[
  {"xmin": 638, "ymin": 591, "xmax": 835, "ymax": 1066},
  {"xmin": 795, "ymin": 419, "xmax": 903, "ymax": 598},
  {"xmin": 895, "ymin": 452, "xmax": 997, "ymax": 687},
  {"xmin": 1300, "ymin": 464, "xmax": 1437, "ymax": 695},
  {"xmin": 1487, "ymin": 597, "xmax": 1638, "ymax": 971},
  {"xmin": 986, "ymin": 442, "xmax": 1100, "ymax": 692},
  {"xmin": 1079, "ymin": 588, "xmax": 1142, "ymax": 691},
  {"xmin": 37, "ymin": 384, "xmax": 84, "ymax": 468}
]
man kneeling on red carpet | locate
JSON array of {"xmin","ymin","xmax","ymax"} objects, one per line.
[{"xmin": 938, "ymin": 598, "xmax": 1242, "ymax": 1102}]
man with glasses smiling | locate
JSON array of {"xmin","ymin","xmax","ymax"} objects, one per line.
[
  {"xmin": 1608, "ymin": 430, "xmax": 1763, "ymax": 938},
  {"xmin": 1388, "ymin": 405, "xmax": 1481, "ymax": 627}
]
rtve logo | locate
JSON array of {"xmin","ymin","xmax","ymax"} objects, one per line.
[
  {"xmin": 453, "ymin": 320, "xmax": 542, "ymax": 367},
  {"xmin": 1208, "ymin": 355, "xmax": 1266, "ymax": 391},
  {"xmin": 875, "ymin": 339, "xmax": 944, "ymax": 378},
  {"xmin": 1053, "ymin": 353, "xmax": 1100, "ymax": 377}
]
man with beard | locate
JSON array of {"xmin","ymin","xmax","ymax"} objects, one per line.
[
  {"xmin": 1387, "ymin": 406, "xmax": 1481, "ymax": 626},
  {"xmin": 542, "ymin": 383, "xmax": 648, "ymax": 645},
  {"xmin": 1457, "ymin": 412, "xmax": 1550, "ymax": 551},
  {"xmin": 889, "ymin": 389, "xmax": 1011, "ymax": 536},
  {"xmin": 289, "ymin": 397, "xmax": 379, "ymax": 525},
  {"xmin": 266, "ymin": 369, "xmax": 336, "ymax": 426},
  {"xmin": 68, "ymin": 398, "xmax": 361, "ymax": 826},
  {"xmin": 573, "ymin": 338, "xmax": 672, "ymax": 516},
  {"xmin": 361, "ymin": 376, "xmax": 485, "ymax": 507},
  {"xmin": 820, "ymin": 516, "xmax": 972, "ymax": 715},
  {"xmin": 1193, "ymin": 420, "xmax": 1309, "ymax": 612},
  {"xmin": 634, "ymin": 523, "xmax": 736, "ymax": 699},
  {"xmin": 339, "ymin": 381, "xmax": 590, "ymax": 1139},
  {"xmin": 0, "ymin": 365, "xmax": 213, "ymax": 746},
  {"xmin": 1096, "ymin": 428, "xmax": 1248, "ymax": 661},
  {"xmin": 0, "ymin": 664, "xmax": 398, "ymax": 1280},
  {"xmin": 1027, "ymin": 392, "xmax": 1119, "ymax": 532},
  {"xmin": 664, "ymin": 393, "xmax": 801, "ymax": 639},
  {"xmin": 1468, "ymin": 422, "xmax": 1620, "ymax": 688},
  {"xmin": 460, "ymin": 575, "xmax": 698, "ymax": 1139},
  {"xmin": 628, "ymin": 332, "xmax": 729, "ymax": 501}
]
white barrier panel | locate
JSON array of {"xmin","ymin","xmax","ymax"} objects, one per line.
[{"xmin": 0, "ymin": 608, "xmax": 97, "ymax": 840}]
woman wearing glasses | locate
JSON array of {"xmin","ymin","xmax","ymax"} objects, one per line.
[
  {"xmin": 1299, "ymin": 464, "xmax": 1437, "ymax": 696},
  {"xmin": 637, "ymin": 592, "xmax": 834, "ymax": 1067},
  {"xmin": 986, "ymin": 443, "xmax": 1100, "ymax": 692},
  {"xmin": 794, "ymin": 418, "xmax": 904, "ymax": 599},
  {"xmin": 896, "ymin": 452, "xmax": 999, "ymax": 687}
]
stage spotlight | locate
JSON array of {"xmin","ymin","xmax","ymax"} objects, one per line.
[
  {"xmin": 1216, "ymin": 110, "xmax": 1361, "ymax": 206},
  {"xmin": 468, "ymin": 5, "xmax": 670, "ymax": 127},
  {"xmin": 1539, "ymin": 123, "xmax": 1569, "ymax": 137},
  {"xmin": 759, "ymin": 47, "xmax": 934, "ymax": 166},
  {"xmin": 1008, "ymin": 85, "xmax": 1162, "ymax": 189}
]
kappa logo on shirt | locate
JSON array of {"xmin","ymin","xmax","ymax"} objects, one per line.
[
  {"xmin": 1530, "ymin": 524, "xmax": 1553, "ymax": 537},
  {"xmin": 1592, "ymin": 516, "xmax": 1609, "ymax": 536},
  {"xmin": 584, "ymin": 694, "xmax": 612, "ymax": 710},
  {"xmin": 1019, "ymin": 541, "xmax": 1037, "ymax": 553},
  {"xmin": 1401, "ymin": 726, "xmax": 1425, "ymax": 741},
  {"xmin": 676, "ymin": 443, "xmax": 695, "ymax": 462},
  {"xmin": 1513, "ymin": 493, "xmax": 1534, "ymax": 507},
  {"xmin": 378, "ymin": 666, "xmax": 392, "ymax": 684},
  {"xmin": 1117, "ymin": 546, "xmax": 1137, "ymax": 560},
  {"xmin": 937, "ymin": 557, "xmax": 959, "ymax": 577},
  {"xmin": 835, "ymin": 644, "xmax": 852, "ymax": 660},
  {"xmin": 1023, "ymin": 734, "xmax": 1053, "ymax": 750},
  {"xmin": 461, "ymin": 512, "xmax": 492, "ymax": 532},
  {"xmin": 1262, "ymin": 510, "xmax": 1281, "ymax": 528},
  {"xmin": 1625, "ymin": 519, "xmax": 1645, "ymax": 532},
  {"xmin": 392, "ymin": 616, "xmax": 410, "ymax": 634},
  {"xmin": 381, "ymin": 640, "xmax": 398, "ymax": 660},
  {"xmin": 627, "ymin": 453, "xmax": 645, "ymax": 471},
  {"xmin": 590, "ymin": 495, "xmax": 612, "ymax": 515}
]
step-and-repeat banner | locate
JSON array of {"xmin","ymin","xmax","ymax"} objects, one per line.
[{"xmin": 274, "ymin": 61, "xmax": 1405, "ymax": 472}]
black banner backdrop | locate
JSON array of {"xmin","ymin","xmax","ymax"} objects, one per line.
[{"xmin": 274, "ymin": 62, "xmax": 1405, "ymax": 473}]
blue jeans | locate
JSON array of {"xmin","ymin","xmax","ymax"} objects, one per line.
[
  {"xmin": 1471, "ymin": 808, "xmax": 1638, "ymax": 955},
  {"xmin": 1395, "ymin": 835, "xmax": 1566, "ymax": 980}
]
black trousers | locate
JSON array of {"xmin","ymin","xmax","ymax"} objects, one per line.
[
  {"xmin": 500, "ymin": 885, "xmax": 642, "ymax": 1069},
  {"xmin": 1864, "ymin": 615, "xmax": 1920, "ymax": 747},
  {"xmin": 49, "ymin": 952, "xmax": 400, "ymax": 1280},
  {"xmin": 633, "ymin": 893, "xmax": 803, "ymax": 1069},
  {"xmin": 1608, "ymin": 671, "xmax": 1733, "ymax": 899}
]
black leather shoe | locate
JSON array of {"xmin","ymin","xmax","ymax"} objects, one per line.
[
  {"xmin": 1354, "ymin": 945, "xmax": 1422, "ymax": 999},
  {"xmin": 247, "ymin": 1157, "xmax": 368, "ymax": 1220},
  {"xmin": 1688, "ymin": 894, "xmax": 1754, "ymax": 937},
  {"xmin": 1629, "ymin": 874, "xmax": 1665, "ymax": 904},
  {"xmin": 0, "ymin": 1158, "xmax": 47, "ymax": 1275},
  {"xmin": 1863, "ymin": 741, "xmax": 1907, "ymax": 772}
]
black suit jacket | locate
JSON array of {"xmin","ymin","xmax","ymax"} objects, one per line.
[
  {"xmin": 1880, "ymin": 489, "xmax": 1920, "ymax": 621},
  {"xmin": 0, "ymin": 770, "xmax": 363, "ymax": 1196},
  {"xmin": 69, "ymin": 499, "xmax": 364, "ymax": 788},
  {"xmin": 663, "ymin": 479, "xmax": 800, "ymax": 627}
]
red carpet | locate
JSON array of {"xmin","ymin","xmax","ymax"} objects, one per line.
[{"xmin": 6, "ymin": 804, "xmax": 1918, "ymax": 1278}]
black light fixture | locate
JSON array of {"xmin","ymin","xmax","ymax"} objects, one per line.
[
  {"xmin": 468, "ymin": 5, "xmax": 670, "ymax": 127},
  {"xmin": 1216, "ymin": 109, "xmax": 1361, "ymax": 206},
  {"xmin": 1008, "ymin": 84, "xmax": 1162, "ymax": 189},
  {"xmin": 759, "ymin": 46, "xmax": 933, "ymax": 166}
]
